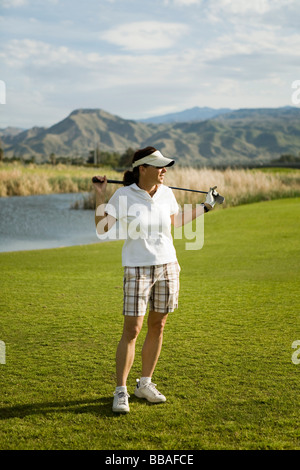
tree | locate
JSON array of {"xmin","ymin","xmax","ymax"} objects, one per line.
[
  {"xmin": 50, "ymin": 152, "xmax": 56, "ymax": 165},
  {"xmin": 276, "ymin": 154, "xmax": 300, "ymax": 163},
  {"xmin": 0, "ymin": 139, "xmax": 3, "ymax": 162},
  {"xmin": 95, "ymin": 145, "xmax": 101, "ymax": 165},
  {"xmin": 119, "ymin": 147, "xmax": 135, "ymax": 167}
]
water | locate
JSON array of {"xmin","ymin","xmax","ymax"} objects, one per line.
[{"xmin": 0, "ymin": 193, "xmax": 100, "ymax": 253}]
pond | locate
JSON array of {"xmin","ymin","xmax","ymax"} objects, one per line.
[{"xmin": 0, "ymin": 193, "xmax": 100, "ymax": 252}]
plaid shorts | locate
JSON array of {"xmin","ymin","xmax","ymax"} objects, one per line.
[{"xmin": 123, "ymin": 262, "xmax": 180, "ymax": 316}]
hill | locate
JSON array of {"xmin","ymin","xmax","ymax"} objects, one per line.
[
  {"xmin": 139, "ymin": 106, "xmax": 232, "ymax": 124},
  {"xmin": 1, "ymin": 106, "xmax": 300, "ymax": 166},
  {"xmin": 1, "ymin": 109, "xmax": 155, "ymax": 161}
]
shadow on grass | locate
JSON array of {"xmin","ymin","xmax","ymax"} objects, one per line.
[
  {"xmin": 0, "ymin": 395, "xmax": 152, "ymax": 420},
  {"xmin": 0, "ymin": 397, "xmax": 114, "ymax": 419}
]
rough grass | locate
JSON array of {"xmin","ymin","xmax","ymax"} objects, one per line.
[
  {"xmin": 164, "ymin": 166, "xmax": 300, "ymax": 207},
  {"xmin": 1, "ymin": 163, "xmax": 300, "ymax": 209},
  {"xmin": 0, "ymin": 162, "xmax": 120, "ymax": 197},
  {"xmin": 0, "ymin": 198, "xmax": 299, "ymax": 450}
]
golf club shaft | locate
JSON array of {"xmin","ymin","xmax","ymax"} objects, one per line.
[{"xmin": 93, "ymin": 178, "xmax": 208, "ymax": 195}]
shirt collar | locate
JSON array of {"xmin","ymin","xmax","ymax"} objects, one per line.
[{"xmin": 130, "ymin": 183, "xmax": 163, "ymax": 199}]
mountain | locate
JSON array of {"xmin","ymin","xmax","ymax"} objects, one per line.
[
  {"xmin": 2, "ymin": 106, "xmax": 300, "ymax": 166},
  {"xmin": 140, "ymin": 106, "xmax": 233, "ymax": 124},
  {"xmin": 214, "ymin": 106, "xmax": 300, "ymax": 122},
  {"xmin": 0, "ymin": 127, "xmax": 25, "ymax": 138},
  {"xmin": 1, "ymin": 109, "xmax": 155, "ymax": 161}
]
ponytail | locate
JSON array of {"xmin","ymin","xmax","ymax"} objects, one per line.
[{"xmin": 123, "ymin": 168, "xmax": 139, "ymax": 186}]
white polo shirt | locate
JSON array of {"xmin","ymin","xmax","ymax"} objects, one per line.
[{"xmin": 97, "ymin": 183, "xmax": 179, "ymax": 267}]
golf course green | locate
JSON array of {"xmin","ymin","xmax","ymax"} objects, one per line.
[{"xmin": 0, "ymin": 198, "xmax": 299, "ymax": 450}]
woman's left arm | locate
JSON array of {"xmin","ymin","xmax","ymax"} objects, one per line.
[
  {"xmin": 170, "ymin": 186, "xmax": 223, "ymax": 227},
  {"xmin": 170, "ymin": 204, "xmax": 207, "ymax": 228}
]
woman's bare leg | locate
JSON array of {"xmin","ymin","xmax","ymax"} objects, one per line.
[
  {"xmin": 141, "ymin": 311, "xmax": 168, "ymax": 378},
  {"xmin": 116, "ymin": 315, "xmax": 144, "ymax": 386}
]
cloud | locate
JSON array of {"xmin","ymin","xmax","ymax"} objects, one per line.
[
  {"xmin": 100, "ymin": 21, "xmax": 189, "ymax": 51},
  {"xmin": 0, "ymin": 39, "xmax": 83, "ymax": 68},
  {"xmin": 209, "ymin": 0, "xmax": 295, "ymax": 15},
  {"xmin": 0, "ymin": 0, "xmax": 58, "ymax": 7},
  {"xmin": 0, "ymin": 38, "xmax": 194, "ymax": 90},
  {"xmin": 1, "ymin": 0, "xmax": 299, "ymax": 127},
  {"xmin": 0, "ymin": 0, "xmax": 27, "ymax": 7},
  {"xmin": 164, "ymin": 0, "xmax": 202, "ymax": 5},
  {"xmin": 205, "ymin": 0, "xmax": 297, "ymax": 24}
]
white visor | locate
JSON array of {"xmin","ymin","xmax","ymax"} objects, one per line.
[{"xmin": 132, "ymin": 150, "xmax": 175, "ymax": 169}]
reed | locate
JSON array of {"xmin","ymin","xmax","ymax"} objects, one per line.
[
  {"xmin": 1, "ymin": 162, "xmax": 299, "ymax": 208},
  {"xmin": 0, "ymin": 163, "xmax": 119, "ymax": 197},
  {"xmin": 164, "ymin": 167, "xmax": 300, "ymax": 207},
  {"xmin": 81, "ymin": 166, "xmax": 300, "ymax": 209}
]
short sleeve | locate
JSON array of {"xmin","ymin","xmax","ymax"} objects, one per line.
[
  {"xmin": 104, "ymin": 188, "xmax": 122, "ymax": 220},
  {"xmin": 169, "ymin": 189, "xmax": 180, "ymax": 215}
]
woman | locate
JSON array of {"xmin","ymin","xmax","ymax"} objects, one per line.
[{"xmin": 93, "ymin": 146, "xmax": 217, "ymax": 413}]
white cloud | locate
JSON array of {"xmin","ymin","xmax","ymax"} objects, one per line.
[
  {"xmin": 201, "ymin": 25, "xmax": 300, "ymax": 64},
  {"xmin": 213, "ymin": 0, "xmax": 270, "ymax": 14},
  {"xmin": 100, "ymin": 21, "xmax": 188, "ymax": 51},
  {"xmin": 210, "ymin": 0, "xmax": 295, "ymax": 15},
  {"xmin": 0, "ymin": 38, "xmax": 194, "ymax": 90},
  {"xmin": 164, "ymin": 0, "xmax": 202, "ymax": 5},
  {"xmin": 0, "ymin": 0, "xmax": 27, "ymax": 7},
  {"xmin": 1, "ymin": 0, "xmax": 299, "ymax": 127},
  {"xmin": 0, "ymin": 39, "xmax": 83, "ymax": 67},
  {"xmin": 0, "ymin": 0, "xmax": 58, "ymax": 7}
]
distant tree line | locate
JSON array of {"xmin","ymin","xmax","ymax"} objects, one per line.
[
  {"xmin": 0, "ymin": 146, "xmax": 136, "ymax": 168},
  {"xmin": 1, "ymin": 145, "xmax": 300, "ymax": 167},
  {"xmin": 271, "ymin": 153, "xmax": 300, "ymax": 163},
  {"xmin": 87, "ymin": 146, "xmax": 135, "ymax": 167}
]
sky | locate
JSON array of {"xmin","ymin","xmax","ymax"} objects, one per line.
[{"xmin": 0, "ymin": 0, "xmax": 300, "ymax": 129}]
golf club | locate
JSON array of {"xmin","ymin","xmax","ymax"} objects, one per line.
[{"xmin": 92, "ymin": 177, "xmax": 225, "ymax": 203}]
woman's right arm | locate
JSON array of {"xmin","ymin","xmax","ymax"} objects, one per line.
[{"xmin": 92, "ymin": 175, "xmax": 117, "ymax": 235}]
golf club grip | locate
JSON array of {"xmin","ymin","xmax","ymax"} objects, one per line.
[
  {"xmin": 92, "ymin": 177, "xmax": 208, "ymax": 194},
  {"xmin": 92, "ymin": 177, "xmax": 122, "ymax": 184}
]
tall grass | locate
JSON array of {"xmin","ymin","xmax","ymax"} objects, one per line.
[
  {"xmin": 165, "ymin": 167, "xmax": 300, "ymax": 207},
  {"xmin": 79, "ymin": 166, "xmax": 300, "ymax": 209},
  {"xmin": 1, "ymin": 162, "xmax": 299, "ymax": 208},
  {"xmin": 0, "ymin": 163, "xmax": 120, "ymax": 197}
]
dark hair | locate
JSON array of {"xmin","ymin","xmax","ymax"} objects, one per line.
[{"xmin": 123, "ymin": 146, "xmax": 157, "ymax": 186}]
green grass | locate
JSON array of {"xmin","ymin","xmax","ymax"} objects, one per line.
[{"xmin": 0, "ymin": 198, "xmax": 300, "ymax": 450}]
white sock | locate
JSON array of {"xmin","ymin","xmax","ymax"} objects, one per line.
[
  {"xmin": 115, "ymin": 385, "xmax": 127, "ymax": 393},
  {"xmin": 140, "ymin": 377, "xmax": 151, "ymax": 386}
]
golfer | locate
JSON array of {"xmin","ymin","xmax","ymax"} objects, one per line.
[{"xmin": 93, "ymin": 146, "xmax": 217, "ymax": 413}]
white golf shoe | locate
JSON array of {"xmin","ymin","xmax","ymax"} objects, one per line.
[
  {"xmin": 134, "ymin": 379, "xmax": 166, "ymax": 403},
  {"xmin": 112, "ymin": 390, "xmax": 130, "ymax": 413}
]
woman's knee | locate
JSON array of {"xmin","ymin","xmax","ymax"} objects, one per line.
[
  {"xmin": 122, "ymin": 316, "xmax": 144, "ymax": 342},
  {"xmin": 148, "ymin": 311, "xmax": 168, "ymax": 336}
]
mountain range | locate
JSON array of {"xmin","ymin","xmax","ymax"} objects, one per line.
[
  {"xmin": 139, "ymin": 106, "xmax": 233, "ymax": 123},
  {"xmin": 1, "ymin": 106, "xmax": 300, "ymax": 166}
]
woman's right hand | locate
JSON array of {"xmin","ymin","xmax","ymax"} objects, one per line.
[{"xmin": 92, "ymin": 175, "xmax": 107, "ymax": 194}]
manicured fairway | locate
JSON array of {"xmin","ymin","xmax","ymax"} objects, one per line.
[{"xmin": 0, "ymin": 198, "xmax": 299, "ymax": 450}]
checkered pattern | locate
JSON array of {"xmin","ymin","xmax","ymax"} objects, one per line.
[{"xmin": 123, "ymin": 262, "xmax": 180, "ymax": 316}]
